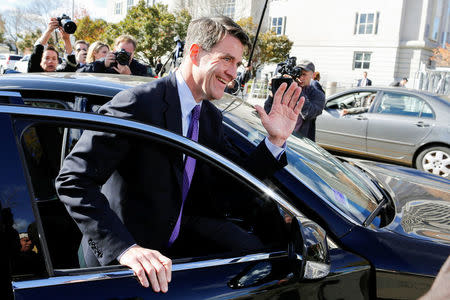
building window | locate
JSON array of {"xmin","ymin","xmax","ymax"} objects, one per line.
[
  {"xmin": 271, "ymin": 17, "xmax": 285, "ymax": 35},
  {"xmin": 353, "ymin": 52, "xmax": 371, "ymax": 69},
  {"xmin": 127, "ymin": 0, "xmax": 134, "ymax": 11},
  {"xmin": 223, "ymin": 0, "xmax": 235, "ymax": 19},
  {"xmin": 115, "ymin": 1, "xmax": 122, "ymax": 15},
  {"xmin": 354, "ymin": 12, "xmax": 379, "ymax": 35}
]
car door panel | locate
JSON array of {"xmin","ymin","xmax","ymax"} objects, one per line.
[
  {"xmin": 366, "ymin": 92, "xmax": 434, "ymax": 163},
  {"xmin": 316, "ymin": 109, "xmax": 367, "ymax": 153}
]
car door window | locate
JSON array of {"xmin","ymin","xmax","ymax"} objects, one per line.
[
  {"xmin": 17, "ymin": 121, "xmax": 291, "ymax": 275},
  {"xmin": 377, "ymin": 92, "xmax": 433, "ymax": 118},
  {"xmin": 326, "ymin": 91, "xmax": 376, "ymax": 110}
]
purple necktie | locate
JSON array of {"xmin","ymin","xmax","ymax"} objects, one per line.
[{"xmin": 168, "ymin": 105, "xmax": 201, "ymax": 246}]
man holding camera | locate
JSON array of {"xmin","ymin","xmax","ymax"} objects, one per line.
[
  {"xmin": 264, "ymin": 60, "xmax": 325, "ymax": 141},
  {"xmin": 28, "ymin": 17, "xmax": 77, "ymax": 73},
  {"xmin": 77, "ymin": 35, "xmax": 147, "ymax": 76}
]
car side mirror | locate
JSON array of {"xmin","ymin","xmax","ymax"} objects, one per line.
[{"xmin": 289, "ymin": 216, "xmax": 330, "ymax": 279}]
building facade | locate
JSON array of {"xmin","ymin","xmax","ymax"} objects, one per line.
[{"xmin": 267, "ymin": 0, "xmax": 449, "ymax": 89}]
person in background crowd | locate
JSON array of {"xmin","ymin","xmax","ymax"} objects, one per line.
[
  {"xmin": 311, "ymin": 71, "xmax": 325, "ymax": 94},
  {"xmin": 59, "ymin": 40, "xmax": 89, "ymax": 71},
  {"xmin": 77, "ymin": 42, "xmax": 110, "ymax": 73},
  {"xmin": 264, "ymin": 59, "xmax": 325, "ymax": 141},
  {"xmin": 357, "ymin": 71, "xmax": 372, "ymax": 87},
  {"xmin": 224, "ymin": 64, "xmax": 252, "ymax": 95},
  {"xmin": 155, "ymin": 58, "xmax": 163, "ymax": 75},
  {"xmin": 390, "ymin": 77, "xmax": 408, "ymax": 87},
  {"xmin": 76, "ymin": 35, "xmax": 147, "ymax": 76},
  {"xmin": 28, "ymin": 18, "xmax": 77, "ymax": 73}
]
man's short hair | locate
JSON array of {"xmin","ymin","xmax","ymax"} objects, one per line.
[
  {"xmin": 114, "ymin": 35, "xmax": 137, "ymax": 51},
  {"xmin": 402, "ymin": 77, "xmax": 408, "ymax": 82},
  {"xmin": 45, "ymin": 45, "xmax": 59, "ymax": 57},
  {"xmin": 75, "ymin": 40, "xmax": 89, "ymax": 48},
  {"xmin": 184, "ymin": 16, "xmax": 251, "ymax": 54}
]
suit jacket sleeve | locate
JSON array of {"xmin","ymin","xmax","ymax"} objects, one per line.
[
  {"xmin": 28, "ymin": 44, "xmax": 44, "ymax": 73},
  {"xmin": 301, "ymin": 87, "xmax": 326, "ymax": 121},
  {"xmin": 55, "ymin": 89, "xmax": 144, "ymax": 265}
]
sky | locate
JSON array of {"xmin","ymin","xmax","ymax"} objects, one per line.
[{"xmin": 1, "ymin": 0, "xmax": 109, "ymax": 20}]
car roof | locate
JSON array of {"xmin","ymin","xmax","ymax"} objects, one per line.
[{"xmin": 0, "ymin": 72, "xmax": 156, "ymax": 97}]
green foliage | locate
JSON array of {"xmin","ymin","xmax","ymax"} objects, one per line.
[
  {"xmin": 74, "ymin": 16, "xmax": 108, "ymax": 44},
  {"xmin": 17, "ymin": 29, "xmax": 45, "ymax": 53},
  {"xmin": 101, "ymin": 1, "xmax": 191, "ymax": 66},
  {"xmin": 237, "ymin": 17, "xmax": 293, "ymax": 72},
  {"xmin": 0, "ymin": 14, "xmax": 5, "ymax": 44}
]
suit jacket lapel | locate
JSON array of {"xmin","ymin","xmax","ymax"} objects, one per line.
[{"xmin": 162, "ymin": 73, "xmax": 184, "ymax": 196}]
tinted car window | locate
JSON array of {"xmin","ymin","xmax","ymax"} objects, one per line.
[
  {"xmin": 10, "ymin": 56, "xmax": 22, "ymax": 60},
  {"xmin": 1, "ymin": 114, "xmax": 47, "ymax": 281},
  {"xmin": 377, "ymin": 92, "xmax": 433, "ymax": 118},
  {"xmin": 18, "ymin": 121, "xmax": 290, "ymax": 272},
  {"xmin": 326, "ymin": 91, "xmax": 376, "ymax": 109}
]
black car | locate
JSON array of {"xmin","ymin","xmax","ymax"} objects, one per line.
[{"xmin": 1, "ymin": 73, "xmax": 449, "ymax": 299}]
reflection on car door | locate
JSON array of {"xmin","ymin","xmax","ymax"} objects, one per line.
[
  {"xmin": 366, "ymin": 92, "xmax": 434, "ymax": 163},
  {"xmin": 316, "ymin": 92, "xmax": 372, "ymax": 154}
]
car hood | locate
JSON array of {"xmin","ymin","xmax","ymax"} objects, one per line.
[{"xmin": 344, "ymin": 158, "xmax": 450, "ymax": 245}]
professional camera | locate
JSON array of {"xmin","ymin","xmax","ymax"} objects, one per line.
[
  {"xmin": 271, "ymin": 56, "xmax": 302, "ymax": 94},
  {"xmin": 57, "ymin": 14, "xmax": 77, "ymax": 34},
  {"xmin": 114, "ymin": 49, "xmax": 131, "ymax": 66}
]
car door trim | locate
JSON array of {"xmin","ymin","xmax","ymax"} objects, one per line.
[{"xmin": 12, "ymin": 251, "xmax": 289, "ymax": 290}]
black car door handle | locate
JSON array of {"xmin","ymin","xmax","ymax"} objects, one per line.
[{"xmin": 414, "ymin": 121, "xmax": 430, "ymax": 127}]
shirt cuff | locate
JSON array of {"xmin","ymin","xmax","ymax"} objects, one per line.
[
  {"xmin": 264, "ymin": 137, "xmax": 286, "ymax": 160},
  {"xmin": 117, "ymin": 243, "xmax": 137, "ymax": 261}
]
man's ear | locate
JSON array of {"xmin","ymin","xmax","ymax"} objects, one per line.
[{"xmin": 189, "ymin": 44, "xmax": 200, "ymax": 65}]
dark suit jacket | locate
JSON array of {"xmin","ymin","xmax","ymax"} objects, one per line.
[
  {"xmin": 76, "ymin": 58, "xmax": 148, "ymax": 76},
  {"xmin": 357, "ymin": 78, "xmax": 372, "ymax": 86},
  {"xmin": 56, "ymin": 73, "xmax": 286, "ymax": 266}
]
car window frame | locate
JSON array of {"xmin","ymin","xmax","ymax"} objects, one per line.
[{"xmin": 8, "ymin": 105, "xmax": 303, "ymax": 279}]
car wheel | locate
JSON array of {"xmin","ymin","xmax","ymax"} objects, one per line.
[{"xmin": 416, "ymin": 146, "xmax": 450, "ymax": 178}]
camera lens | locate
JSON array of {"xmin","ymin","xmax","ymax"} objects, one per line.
[{"xmin": 62, "ymin": 20, "xmax": 77, "ymax": 34}]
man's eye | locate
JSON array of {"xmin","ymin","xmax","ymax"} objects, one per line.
[{"xmin": 223, "ymin": 57, "xmax": 231, "ymax": 62}]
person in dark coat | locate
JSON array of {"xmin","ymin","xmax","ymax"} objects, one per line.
[
  {"xmin": 77, "ymin": 35, "xmax": 147, "ymax": 76},
  {"xmin": 56, "ymin": 16, "xmax": 304, "ymax": 293},
  {"xmin": 28, "ymin": 18, "xmax": 77, "ymax": 73},
  {"xmin": 265, "ymin": 60, "xmax": 325, "ymax": 141}
]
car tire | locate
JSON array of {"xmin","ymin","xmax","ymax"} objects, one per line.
[{"xmin": 416, "ymin": 146, "xmax": 450, "ymax": 178}]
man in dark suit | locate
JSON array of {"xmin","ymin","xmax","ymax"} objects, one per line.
[
  {"xmin": 56, "ymin": 16, "xmax": 304, "ymax": 293},
  {"xmin": 357, "ymin": 71, "xmax": 372, "ymax": 87}
]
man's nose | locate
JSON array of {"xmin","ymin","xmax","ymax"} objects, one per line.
[{"xmin": 225, "ymin": 65, "xmax": 238, "ymax": 80}]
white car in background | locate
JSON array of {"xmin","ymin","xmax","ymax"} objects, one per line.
[
  {"xmin": 0, "ymin": 53, "xmax": 22, "ymax": 73},
  {"xmin": 14, "ymin": 54, "xmax": 30, "ymax": 73}
]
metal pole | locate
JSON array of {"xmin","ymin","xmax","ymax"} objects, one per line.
[
  {"xmin": 247, "ymin": 0, "xmax": 269, "ymax": 67},
  {"xmin": 72, "ymin": 0, "xmax": 75, "ymax": 17}
]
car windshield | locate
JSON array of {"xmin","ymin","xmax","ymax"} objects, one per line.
[{"xmin": 216, "ymin": 99, "xmax": 380, "ymax": 226}]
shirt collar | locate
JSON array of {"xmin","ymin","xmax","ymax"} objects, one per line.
[{"xmin": 176, "ymin": 70, "xmax": 202, "ymax": 119}]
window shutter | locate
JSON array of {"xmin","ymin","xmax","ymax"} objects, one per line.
[
  {"xmin": 354, "ymin": 13, "xmax": 359, "ymax": 34},
  {"xmin": 375, "ymin": 12, "xmax": 380, "ymax": 34},
  {"xmin": 283, "ymin": 16, "xmax": 287, "ymax": 35}
]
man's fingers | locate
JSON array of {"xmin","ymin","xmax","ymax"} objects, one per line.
[
  {"xmin": 282, "ymin": 82, "xmax": 297, "ymax": 105},
  {"xmin": 288, "ymin": 86, "xmax": 302, "ymax": 110},
  {"xmin": 273, "ymin": 82, "xmax": 287, "ymax": 106},
  {"xmin": 130, "ymin": 262, "xmax": 150, "ymax": 288},
  {"xmin": 294, "ymin": 96, "xmax": 305, "ymax": 115},
  {"xmin": 254, "ymin": 105, "xmax": 268, "ymax": 122},
  {"xmin": 159, "ymin": 255, "xmax": 172, "ymax": 283},
  {"xmin": 149, "ymin": 257, "xmax": 168, "ymax": 293}
]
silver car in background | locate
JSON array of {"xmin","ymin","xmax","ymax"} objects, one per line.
[{"xmin": 316, "ymin": 87, "xmax": 450, "ymax": 178}]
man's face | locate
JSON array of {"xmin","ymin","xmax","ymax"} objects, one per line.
[
  {"xmin": 20, "ymin": 237, "xmax": 33, "ymax": 252},
  {"xmin": 115, "ymin": 41, "xmax": 135, "ymax": 62},
  {"xmin": 363, "ymin": 72, "xmax": 367, "ymax": 78},
  {"xmin": 75, "ymin": 43, "xmax": 88, "ymax": 64},
  {"xmin": 193, "ymin": 34, "xmax": 243, "ymax": 100},
  {"xmin": 40, "ymin": 50, "xmax": 58, "ymax": 72},
  {"xmin": 296, "ymin": 69, "xmax": 313, "ymax": 87}
]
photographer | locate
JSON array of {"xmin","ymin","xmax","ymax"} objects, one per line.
[
  {"xmin": 77, "ymin": 35, "xmax": 147, "ymax": 76},
  {"xmin": 28, "ymin": 17, "xmax": 77, "ymax": 73},
  {"xmin": 264, "ymin": 59, "xmax": 325, "ymax": 141}
]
